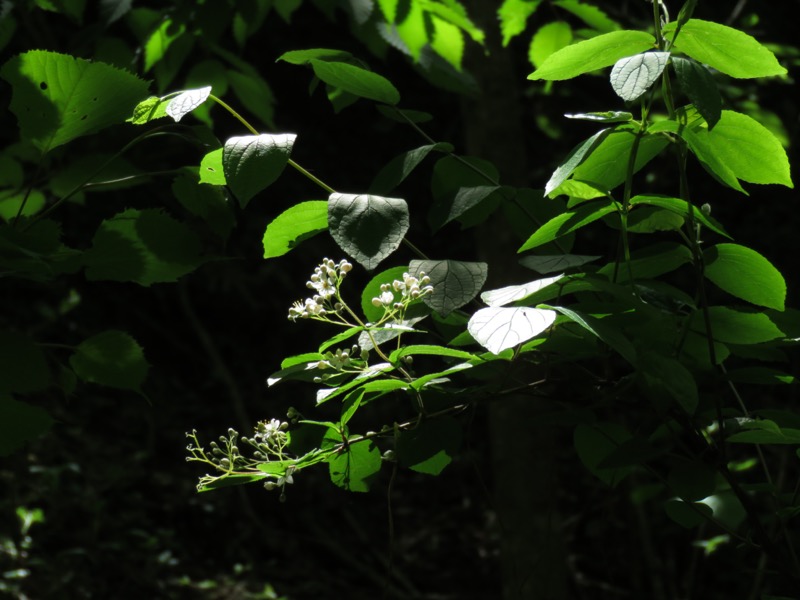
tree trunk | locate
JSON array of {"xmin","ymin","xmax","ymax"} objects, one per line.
[{"xmin": 460, "ymin": 4, "xmax": 569, "ymax": 599}]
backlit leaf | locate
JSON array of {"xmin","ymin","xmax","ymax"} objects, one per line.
[
  {"xmin": 663, "ymin": 19, "xmax": 786, "ymax": 79},
  {"xmin": 263, "ymin": 200, "xmax": 328, "ymax": 259},
  {"xmin": 529, "ymin": 21, "xmax": 573, "ymax": 69},
  {"xmin": 529, "ymin": 30, "xmax": 655, "ymax": 81},
  {"xmin": 310, "ymin": 59, "xmax": 400, "ymax": 105},
  {"xmin": 553, "ymin": 0, "xmax": 620, "ymax": 32},
  {"xmin": 544, "ymin": 128, "xmax": 611, "ymax": 195},
  {"xmin": 703, "ymin": 243, "xmax": 786, "ymax": 310},
  {"xmin": 198, "ymin": 148, "xmax": 225, "ymax": 185},
  {"xmin": 328, "ymin": 440, "xmax": 382, "ymax": 492},
  {"xmin": 498, "ymin": 0, "xmax": 542, "ymax": 46},
  {"xmin": 518, "ymin": 200, "xmax": 616, "ymax": 252},
  {"xmin": 0, "ymin": 50, "xmax": 149, "ymax": 153}
]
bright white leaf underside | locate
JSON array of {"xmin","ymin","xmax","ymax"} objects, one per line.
[
  {"xmin": 167, "ymin": 86, "xmax": 212, "ymax": 122},
  {"xmin": 480, "ymin": 274, "xmax": 565, "ymax": 307},
  {"xmin": 468, "ymin": 307, "xmax": 557, "ymax": 354},
  {"xmin": 610, "ymin": 52, "xmax": 669, "ymax": 102}
]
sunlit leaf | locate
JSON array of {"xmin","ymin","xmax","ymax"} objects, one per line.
[
  {"xmin": 328, "ymin": 193, "xmax": 409, "ymax": 270},
  {"xmin": 165, "ymin": 86, "xmax": 211, "ymax": 122},
  {"xmin": 529, "ymin": 21, "xmax": 573, "ymax": 68},
  {"xmin": 703, "ymin": 243, "xmax": 786, "ymax": 310},
  {"xmin": 0, "ymin": 50, "xmax": 149, "ymax": 153},
  {"xmin": 610, "ymin": 51, "xmax": 669, "ymax": 102},
  {"xmin": 223, "ymin": 133, "xmax": 296, "ymax": 208},
  {"xmin": 310, "ymin": 59, "xmax": 400, "ymax": 105},
  {"xmin": 263, "ymin": 200, "xmax": 328, "ymax": 259},
  {"xmin": 481, "ymin": 274, "xmax": 565, "ymax": 307},
  {"xmin": 553, "ymin": 0, "xmax": 620, "ymax": 32},
  {"xmin": 529, "ymin": 30, "xmax": 655, "ymax": 81},
  {"xmin": 663, "ymin": 19, "xmax": 786, "ymax": 79},
  {"xmin": 498, "ymin": 0, "xmax": 542, "ymax": 46},
  {"xmin": 468, "ymin": 306, "xmax": 556, "ymax": 354},
  {"xmin": 198, "ymin": 148, "xmax": 225, "ymax": 185},
  {"xmin": 328, "ymin": 439, "xmax": 381, "ymax": 492},
  {"xmin": 518, "ymin": 200, "xmax": 616, "ymax": 252},
  {"xmin": 410, "ymin": 259, "xmax": 488, "ymax": 316}
]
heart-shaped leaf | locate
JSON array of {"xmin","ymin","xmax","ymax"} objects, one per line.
[
  {"xmin": 328, "ymin": 193, "xmax": 409, "ymax": 270},
  {"xmin": 409, "ymin": 260, "xmax": 487, "ymax": 316},
  {"xmin": 69, "ymin": 330, "xmax": 149, "ymax": 393},
  {"xmin": 468, "ymin": 307, "xmax": 556, "ymax": 354},
  {"xmin": 223, "ymin": 133, "xmax": 296, "ymax": 208}
]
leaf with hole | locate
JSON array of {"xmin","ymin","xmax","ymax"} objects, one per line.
[{"xmin": 0, "ymin": 50, "xmax": 149, "ymax": 153}]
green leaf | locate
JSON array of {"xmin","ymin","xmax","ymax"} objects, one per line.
[
  {"xmin": 396, "ymin": 417, "xmax": 462, "ymax": 475},
  {"xmin": 498, "ymin": 0, "xmax": 542, "ymax": 46},
  {"xmin": 481, "ymin": 274, "xmax": 566, "ymax": 307},
  {"xmin": 328, "ymin": 440, "xmax": 382, "ymax": 492},
  {"xmin": 340, "ymin": 388, "xmax": 364, "ymax": 427},
  {"xmin": 376, "ymin": 0, "xmax": 400, "ymax": 22},
  {"xmin": 690, "ymin": 306, "xmax": 784, "ymax": 345},
  {"xmin": 127, "ymin": 95, "xmax": 170, "ymax": 125},
  {"xmin": 726, "ymin": 367, "xmax": 795, "ymax": 386},
  {"xmin": 702, "ymin": 111, "xmax": 793, "ymax": 188},
  {"xmin": 430, "ymin": 14, "xmax": 465, "ymax": 71},
  {"xmin": 610, "ymin": 51, "xmax": 669, "ymax": 102},
  {"xmin": 0, "ymin": 332, "xmax": 50, "ymax": 394},
  {"xmin": 703, "ymin": 243, "xmax": 786, "ymax": 310},
  {"xmin": 389, "ymin": 345, "xmax": 477, "ymax": 363},
  {"xmin": 227, "ymin": 70, "xmax": 276, "ymax": 129},
  {"xmin": 369, "ymin": 142, "xmax": 453, "ymax": 196},
  {"xmin": 171, "ymin": 173, "xmax": 235, "ymax": 240},
  {"xmin": 574, "ymin": 423, "xmax": 632, "ymax": 486},
  {"xmin": 263, "ymin": 201, "xmax": 328, "ymax": 259},
  {"xmin": 571, "ymin": 128, "xmax": 670, "ymax": 192},
  {"xmin": 0, "ymin": 189, "xmax": 46, "ymax": 221},
  {"xmin": 69, "ymin": 330, "xmax": 149, "ymax": 392},
  {"xmin": 518, "ymin": 200, "xmax": 616, "ymax": 252},
  {"xmin": 277, "ymin": 48, "xmax": 356, "ymax": 65},
  {"xmin": 0, "ymin": 219, "xmax": 81, "ymax": 281},
  {"xmin": 440, "ymin": 186, "xmax": 501, "ymax": 229},
  {"xmin": 553, "ymin": 0, "xmax": 620, "ymax": 32},
  {"xmin": 328, "ymin": 193, "xmax": 409, "ymax": 270},
  {"xmin": 544, "ymin": 128, "xmax": 612, "ymax": 195},
  {"xmin": 597, "ymin": 242, "xmax": 692, "ymax": 282},
  {"xmin": 0, "ymin": 397, "xmax": 53, "ymax": 457},
  {"xmin": 374, "ymin": 105, "xmax": 432, "ymax": 123},
  {"xmin": 528, "ymin": 30, "xmax": 655, "ymax": 81},
  {"xmin": 143, "ymin": 17, "xmax": 185, "ymax": 72},
  {"xmin": 620, "ymin": 206, "xmax": 684, "ymax": 234},
  {"xmin": 664, "ymin": 498, "xmax": 713, "ymax": 528},
  {"xmin": 728, "ymin": 420, "xmax": 800, "ymax": 444},
  {"xmin": 628, "ymin": 195, "xmax": 730, "ymax": 238},
  {"xmin": 663, "ymin": 19, "xmax": 787, "ymax": 79},
  {"xmin": 639, "ymin": 352, "xmax": 699, "ymax": 414},
  {"xmin": 672, "ymin": 57, "xmax": 721, "ymax": 129},
  {"xmin": 550, "ymin": 306, "xmax": 637, "ymax": 364},
  {"xmin": 468, "ymin": 307, "xmax": 556, "ymax": 355},
  {"xmin": 0, "ymin": 50, "xmax": 149, "ymax": 153},
  {"xmin": 409, "ymin": 259, "xmax": 488, "ymax": 317},
  {"xmin": 198, "ymin": 148, "xmax": 225, "ymax": 185},
  {"xmin": 528, "ymin": 21, "xmax": 573, "ymax": 69},
  {"xmin": 223, "ymin": 133, "xmax": 296, "ymax": 208},
  {"xmin": 309, "ymin": 59, "xmax": 400, "ymax": 105},
  {"xmin": 316, "ymin": 363, "xmax": 394, "ymax": 404},
  {"xmin": 360, "ymin": 265, "xmax": 409, "ymax": 323},
  {"xmin": 519, "ymin": 254, "xmax": 601, "ymax": 274},
  {"xmin": 429, "ymin": 156, "xmax": 500, "ymax": 230},
  {"xmin": 679, "ymin": 126, "xmax": 745, "ymax": 193},
  {"xmin": 83, "ymin": 208, "xmax": 204, "ymax": 286}
]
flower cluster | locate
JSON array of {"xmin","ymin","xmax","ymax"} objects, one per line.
[
  {"xmin": 252, "ymin": 418, "xmax": 288, "ymax": 447},
  {"xmin": 371, "ymin": 271, "xmax": 433, "ymax": 314},
  {"xmin": 288, "ymin": 258, "xmax": 352, "ymax": 321}
]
